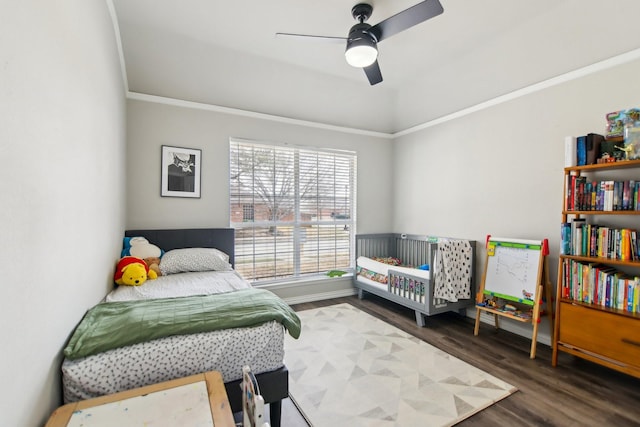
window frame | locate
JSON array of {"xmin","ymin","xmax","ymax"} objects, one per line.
[{"xmin": 229, "ymin": 138, "xmax": 357, "ymax": 284}]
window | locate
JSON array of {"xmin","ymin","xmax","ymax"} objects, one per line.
[
  {"xmin": 242, "ymin": 204, "xmax": 254, "ymax": 222},
  {"xmin": 230, "ymin": 138, "xmax": 356, "ymax": 283}
]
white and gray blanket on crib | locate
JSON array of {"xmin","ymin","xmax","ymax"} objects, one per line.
[{"xmin": 434, "ymin": 239, "xmax": 473, "ymax": 302}]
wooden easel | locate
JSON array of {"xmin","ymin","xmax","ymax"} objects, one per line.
[{"xmin": 473, "ymin": 237, "xmax": 553, "ymax": 359}]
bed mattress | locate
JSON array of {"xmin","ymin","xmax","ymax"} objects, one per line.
[
  {"xmin": 63, "ymin": 269, "xmax": 286, "ymax": 402},
  {"xmin": 62, "ymin": 320, "xmax": 285, "ymax": 402}
]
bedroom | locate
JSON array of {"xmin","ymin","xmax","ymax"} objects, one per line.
[{"xmin": 3, "ymin": 1, "xmax": 640, "ymax": 426}]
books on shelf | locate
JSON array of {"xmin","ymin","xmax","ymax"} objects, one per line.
[
  {"xmin": 560, "ymin": 258, "xmax": 640, "ymax": 312},
  {"xmin": 560, "ymin": 220, "xmax": 639, "ymax": 261},
  {"xmin": 566, "ymin": 177, "xmax": 639, "ymax": 211},
  {"xmin": 566, "ymin": 133, "xmax": 607, "ymax": 166}
]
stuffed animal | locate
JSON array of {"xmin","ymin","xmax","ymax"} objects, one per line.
[
  {"xmin": 121, "ymin": 236, "xmax": 163, "ymax": 259},
  {"xmin": 114, "ymin": 256, "xmax": 158, "ymax": 286},
  {"xmin": 143, "ymin": 257, "xmax": 162, "ymax": 277}
]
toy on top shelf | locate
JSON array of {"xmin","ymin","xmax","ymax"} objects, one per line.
[{"xmin": 605, "ymin": 108, "xmax": 640, "ymax": 162}]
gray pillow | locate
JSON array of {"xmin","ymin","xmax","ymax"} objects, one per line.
[{"xmin": 160, "ymin": 248, "xmax": 232, "ymax": 275}]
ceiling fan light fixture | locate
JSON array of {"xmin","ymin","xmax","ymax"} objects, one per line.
[{"xmin": 345, "ymin": 36, "xmax": 378, "ymax": 68}]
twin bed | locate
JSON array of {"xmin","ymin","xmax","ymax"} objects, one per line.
[{"xmin": 61, "ymin": 228, "xmax": 297, "ymax": 427}]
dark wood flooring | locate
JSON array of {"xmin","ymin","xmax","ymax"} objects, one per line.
[{"xmin": 280, "ymin": 294, "xmax": 640, "ymax": 427}]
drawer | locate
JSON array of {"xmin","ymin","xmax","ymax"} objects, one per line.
[{"xmin": 558, "ymin": 302, "xmax": 640, "ymax": 368}]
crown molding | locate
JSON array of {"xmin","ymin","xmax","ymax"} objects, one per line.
[
  {"xmin": 107, "ymin": 0, "xmax": 640, "ymax": 140},
  {"xmin": 105, "ymin": 0, "xmax": 128, "ymax": 93},
  {"xmin": 127, "ymin": 48, "xmax": 640, "ymax": 140},
  {"xmin": 127, "ymin": 92, "xmax": 394, "ymax": 139},
  {"xmin": 394, "ymin": 48, "xmax": 640, "ymax": 138}
]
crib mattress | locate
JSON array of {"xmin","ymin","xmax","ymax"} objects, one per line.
[
  {"xmin": 356, "ymin": 256, "xmax": 430, "ymax": 280},
  {"xmin": 62, "ymin": 320, "xmax": 285, "ymax": 402}
]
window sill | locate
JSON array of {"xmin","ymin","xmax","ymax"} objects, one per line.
[{"xmin": 253, "ymin": 273, "xmax": 353, "ymax": 290}]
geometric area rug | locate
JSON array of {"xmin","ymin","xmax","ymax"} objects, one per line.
[{"xmin": 284, "ymin": 304, "xmax": 517, "ymax": 427}]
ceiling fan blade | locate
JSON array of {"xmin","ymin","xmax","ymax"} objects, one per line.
[
  {"xmin": 276, "ymin": 32, "xmax": 346, "ymax": 43},
  {"xmin": 363, "ymin": 61, "xmax": 383, "ymax": 85},
  {"xmin": 370, "ymin": 0, "xmax": 443, "ymax": 42}
]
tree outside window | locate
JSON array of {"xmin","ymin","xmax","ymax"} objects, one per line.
[{"xmin": 229, "ymin": 139, "xmax": 356, "ymax": 283}]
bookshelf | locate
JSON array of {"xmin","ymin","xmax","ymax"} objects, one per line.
[{"xmin": 552, "ymin": 159, "xmax": 640, "ymax": 378}]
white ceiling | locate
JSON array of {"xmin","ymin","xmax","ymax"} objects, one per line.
[{"xmin": 111, "ymin": 0, "xmax": 640, "ymax": 134}]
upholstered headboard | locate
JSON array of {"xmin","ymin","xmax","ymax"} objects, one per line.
[{"xmin": 124, "ymin": 228, "xmax": 235, "ymax": 267}]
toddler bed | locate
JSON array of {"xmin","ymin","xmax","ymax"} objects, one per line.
[
  {"xmin": 61, "ymin": 228, "xmax": 298, "ymax": 427},
  {"xmin": 355, "ymin": 233, "xmax": 476, "ymax": 326}
]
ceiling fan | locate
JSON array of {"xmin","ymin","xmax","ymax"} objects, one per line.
[{"xmin": 276, "ymin": 0, "xmax": 444, "ymax": 86}]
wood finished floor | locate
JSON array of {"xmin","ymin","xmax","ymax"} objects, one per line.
[{"xmin": 278, "ymin": 294, "xmax": 640, "ymax": 427}]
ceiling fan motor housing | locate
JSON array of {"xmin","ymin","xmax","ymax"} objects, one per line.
[
  {"xmin": 347, "ymin": 22, "xmax": 377, "ymax": 44},
  {"xmin": 351, "ymin": 3, "xmax": 373, "ymax": 22}
]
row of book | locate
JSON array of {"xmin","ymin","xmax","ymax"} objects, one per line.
[
  {"xmin": 560, "ymin": 258, "xmax": 640, "ymax": 313},
  {"xmin": 566, "ymin": 176, "xmax": 639, "ymax": 211},
  {"xmin": 560, "ymin": 220, "xmax": 638, "ymax": 261},
  {"xmin": 565, "ymin": 133, "xmax": 607, "ymax": 167}
]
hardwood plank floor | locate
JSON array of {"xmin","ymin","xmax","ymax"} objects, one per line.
[{"xmin": 284, "ymin": 295, "xmax": 640, "ymax": 427}]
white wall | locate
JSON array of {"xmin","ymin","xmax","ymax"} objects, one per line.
[
  {"xmin": 125, "ymin": 97, "xmax": 394, "ymax": 299},
  {"xmin": 2, "ymin": 2, "xmax": 637, "ymax": 425},
  {"xmin": 124, "ymin": 56, "xmax": 640, "ymax": 338},
  {"xmin": 0, "ymin": 1, "xmax": 127, "ymax": 426},
  {"xmin": 393, "ymin": 57, "xmax": 640, "ymax": 344}
]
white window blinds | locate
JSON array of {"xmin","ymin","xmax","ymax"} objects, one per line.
[{"xmin": 229, "ymin": 138, "xmax": 356, "ymax": 283}]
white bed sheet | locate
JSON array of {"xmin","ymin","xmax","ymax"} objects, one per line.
[
  {"xmin": 356, "ymin": 256, "xmax": 431, "ymax": 280},
  {"xmin": 105, "ymin": 270, "xmax": 251, "ymax": 302}
]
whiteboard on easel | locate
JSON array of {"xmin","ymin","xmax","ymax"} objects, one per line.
[{"xmin": 483, "ymin": 237, "xmax": 543, "ymax": 306}]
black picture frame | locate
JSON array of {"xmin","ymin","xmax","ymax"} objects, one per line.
[{"xmin": 161, "ymin": 145, "xmax": 201, "ymax": 198}]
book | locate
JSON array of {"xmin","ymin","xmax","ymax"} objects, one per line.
[
  {"xmin": 571, "ymin": 218, "xmax": 586, "ymax": 255},
  {"xmin": 575, "ymin": 176, "xmax": 587, "ymax": 210},
  {"xmin": 622, "ymin": 180, "xmax": 630, "ymax": 211},
  {"xmin": 560, "ymin": 222, "xmax": 571, "ymax": 255},
  {"xmin": 621, "ymin": 229, "xmax": 632, "ymax": 261},
  {"xmin": 567, "ymin": 175, "xmax": 576, "ymax": 210},
  {"xmin": 613, "ymin": 180, "xmax": 621, "ymax": 210},
  {"xmin": 564, "ymin": 136, "xmax": 577, "ymax": 167},
  {"xmin": 576, "ymin": 135, "xmax": 587, "ymax": 166},
  {"xmin": 585, "ymin": 133, "xmax": 605, "ymax": 165}
]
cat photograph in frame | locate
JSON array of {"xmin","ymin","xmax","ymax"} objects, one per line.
[{"xmin": 161, "ymin": 145, "xmax": 201, "ymax": 198}]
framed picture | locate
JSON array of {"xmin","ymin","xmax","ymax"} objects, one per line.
[{"xmin": 161, "ymin": 145, "xmax": 201, "ymax": 198}]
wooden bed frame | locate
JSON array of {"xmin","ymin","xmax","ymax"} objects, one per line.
[{"xmin": 125, "ymin": 228, "xmax": 288, "ymax": 427}]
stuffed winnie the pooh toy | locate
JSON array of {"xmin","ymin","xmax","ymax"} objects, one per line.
[{"xmin": 114, "ymin": 256, "xmax": 158, "ymax": 286}]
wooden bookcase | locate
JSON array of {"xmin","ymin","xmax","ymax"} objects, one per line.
[{"xmin": 552, "ymin": 159, "xmax": 640, "ymax": 378}]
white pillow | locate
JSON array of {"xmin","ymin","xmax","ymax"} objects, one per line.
[{"xmin": 160, "ymin": 248, "xmax": 232, "ymax": 275}]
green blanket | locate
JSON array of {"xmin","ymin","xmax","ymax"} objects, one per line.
[{"xmin": 64, "ymin": 288, "xmax": 301, "ymax": 360}]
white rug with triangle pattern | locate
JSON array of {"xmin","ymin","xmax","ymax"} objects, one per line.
[{"xmin": 284, "ymin": 303, "xmax": 517, "ymax": 427}]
